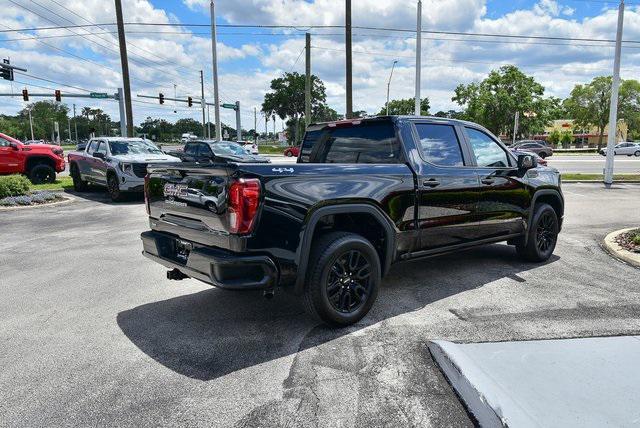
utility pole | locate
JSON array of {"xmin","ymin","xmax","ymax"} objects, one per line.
[
  {"xmin": 117, "ymin": 88, "xmax": 126, "ymax": 137},
  {"xmin": 207, "ymin": 105, "xmax": 211, "ymax": 138},
  {"xmin": 305, "ymin": 32, "xmax": 312, "ymax": 127},
  {"xmin": 604, "ymin": 0, "xmax": 625, "ymax": 186},
  {"xmin": 67, "ymin": 117, "xmax": 72, "ymax": 142},
  {"xmin": 386, "ymin": 60, "xmax": 398, "ymax": 115},
  {"xmin": 265, "ymin": 114, "xmax": 268, "ymax": 140},
  {"xmin": 200, "ymin": 70, "xmax": 207, "ymax": 137},
  {"xmin": 345, "ymin": 0, "xmax": 353, "ymax": 119},
  {"xmin": 415, "ymin": 0, "xmax": 422, "ymax": 116},
  {"xmin": 114, "ymin": 0, "xmax": 133, "ymax": 137},
  {"xmin": 236, "ymin": 101, "xmax": 242, "ymax": 141},
  {"xmin": 210, "ymin": 1, "xmax": 222, "ymax": 141},
  {"xmin": 254, "ymin": 107, "xmax": 257, "ymax": 142},
  {"xmin": 273, "ymin": 115, "xmax": 276, "ymax": 139},
  {"xmin": 73, "ymin": 104, "xmax": 78, "ymax": 143},
  {"xmin": 513, "ymin": 111, "xmax": 520, "ymax": 145}
]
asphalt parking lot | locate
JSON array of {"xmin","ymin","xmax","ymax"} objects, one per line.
[{"xmin": 1, "ymin": 183, "xmax": 639, "ymax": 427}]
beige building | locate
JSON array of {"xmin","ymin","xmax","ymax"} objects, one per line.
[{"xmin": 534, "ymin": 120, "xmax": 628, "ymax": 147}]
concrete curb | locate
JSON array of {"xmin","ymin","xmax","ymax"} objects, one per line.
[
  {"xmin": 562, "ymin": 180, "xmax": 640, "ymax": 183},
  {"xmin": 602, "ymin": 228, "xmax": 640, "ymax": 269},
  {"xmin": 0, "ymin": 194, "xmax": 75, "ymax": 212}
]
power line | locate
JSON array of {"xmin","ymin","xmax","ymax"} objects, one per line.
[
  {"xmin": 9, "ymin": 0, "xmax": 201, "ymax": 87},
  {"xmin": 14, "ymin": 71, "xmax": 94, "ymax": 92}
]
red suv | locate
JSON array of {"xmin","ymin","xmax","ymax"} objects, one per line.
[{"xmin": 0, "ymin": 133, "xmax": 65, "ymax": 183}]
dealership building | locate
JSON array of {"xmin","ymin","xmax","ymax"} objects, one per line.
[{"xmin": 533, "ymin": 120, "xmax": 628, "ymax": 147}]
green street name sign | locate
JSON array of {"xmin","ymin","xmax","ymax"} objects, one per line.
[
  {"xmin": 90, "ymin": 92, "xmax": 109, "ymax": 99},
  {"xmin": 221, "ymin": 103, "xmax": 237, "ymax": 110}
]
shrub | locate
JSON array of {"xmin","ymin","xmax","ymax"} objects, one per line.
[{"xmin": 0, "ymin": 175, "xmax": 31, "ymax": 198}]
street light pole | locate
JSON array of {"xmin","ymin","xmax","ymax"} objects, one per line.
[
  {"xmin": 210, "ymin": 1, "xmax": 222, "ymax": 141},
  {"xmin": 386, "ymin": 60, "xmax": 398, "ymax": 116},
  {"xmin": 604, "ymin": 0, "xmax": 625, "ymax": 186},
  {"xmin": 415, "ymin": 0, "xmax": 422, "ymax": 116},
  {"xmin": 28, "ymin": 107, "xmax": 34, "ymax": 141}
]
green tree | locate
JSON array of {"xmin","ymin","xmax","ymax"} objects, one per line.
[
  {"xmin": 262, "ymin": 72, "xmax": 327, "ymax": 143},
  {"xmin": 173, "ymin": 118, "xmax": 203, "ymax": 137},
  {"xmin": 452, "ymin": 65, "xmax": 553, "ymax": 139},
  {"xmin": 547, "ymin": 129, "xmax": 562, "ymax": 147},
  {"xmin": 379, "ymin": 97, "xmax": 429, "ymax": 116},
  {"xmin": 563, "ymin": 76, "xmax": 612, "ymax": 149},
  {"xmin": 619, "ymin": 79, "xmax": 640, "ymax": 140},
  {"xmin": 16, "ymin": 101, "xmax": 69, "ymax": 140}
]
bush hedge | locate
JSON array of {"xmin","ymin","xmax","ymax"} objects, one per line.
[{"xmin": 0, "ymin": 175, "xmax": 31, "ymax": 198}]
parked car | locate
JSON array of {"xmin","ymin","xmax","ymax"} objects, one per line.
[
  {"xmin": 0, "ymin": 132, "xmax": 65, "ymax": 183},
  {"xmin": 180, "ymin": 133, "xmax": 197, "ymax": 144},
  {"xmin": 24, "ymin": 139, "xmax": 46, "ymax": 145},
  {"xmin": 515, "ymin": 139, "xmax": 551, "ymax": 147},
  {"xmin": 140, "ymin": 116, "xmax": 563, "ymax": 327},
  {"xmin": 511, "ymin": 141, "xmax": 553, "ymax": 158},
  {"xmin": 67, "ymin": 137, "xmax": 181, "ymax": 201},
  {"xmin": 238, "ymin": 140, "xmax": 259, "ymax": 155},
  {"xmin": 76, "ymin": 140, "xmax": 89, "ymax": 151},
  {"xmin": 599, "ymin": 142, "xmax": 640, "ymax": 157},
  {"xmin": 284, "ymin": 145, "xmax": 300, "ymax": 157},
  {"xmin": 167, "ymin": 140, "xmax": 270, "ymax": 164}
]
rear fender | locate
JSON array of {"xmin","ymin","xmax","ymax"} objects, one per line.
[{"xmin": 293, "ymin": 203, "xmax": 397, "ymax": 295}]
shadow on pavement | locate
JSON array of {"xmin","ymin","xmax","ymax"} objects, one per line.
[
  {"xmin": 117, "ymin": 244, "xmax": 559, "ymax": 381},
  {"xmin": 64, "ymin": 188, "xmax": 144, "ymax": 205}
]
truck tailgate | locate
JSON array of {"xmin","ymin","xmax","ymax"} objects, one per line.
[{"xmin": 145, "ymin": 163, "xmax": 242, "ymax": 249}]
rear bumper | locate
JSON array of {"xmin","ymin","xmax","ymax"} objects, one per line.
[{"xmin": 140, "ymin": 230, "xmax": 278, "ymax": 290}]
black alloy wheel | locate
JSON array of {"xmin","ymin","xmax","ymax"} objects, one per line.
[
  {"xmin": 535, "ymin": 211, "xmax": 557, "ymax": 254},
  {"xmin": 326, "ymin": 250, "xmax": 372, "ymax": 314},
  {"xmin": 107, "ymin": 174, "xmax": 123, "ymax": 202},
  {"xmin": 516, "ymin": 203, "xmax": 558, "ymax": 262},
  {"xmin": 303, "ymin": 232, "xmax": 381, "ymax": 327},
  {"xmin": 29, "ymin": 164, "xmax": 55, "ymax": 184}
]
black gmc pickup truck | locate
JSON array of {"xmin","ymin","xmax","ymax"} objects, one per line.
[{"xmin": 141, "ymin": 116, "xmax": 563, "ymax": 326}]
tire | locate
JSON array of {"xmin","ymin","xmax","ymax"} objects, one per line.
[
  {"xmin": 302, "ymin": 232, "xmax": 381, "ymax": 327},
  {"xmin": 70, "ymin": 163, "xmax": 88, "ymax": 192},
  {"xmin": 107, "ymin": 173, "xmax": 124, "ymax": 202},
  {"xmin": 28, "ymin": 164, "xmax": 56, "ymax": 184},
  {"xmin": 635, "ymin": 151, "xmax": 640, "ymax": 157},
  {"xmin": 516, "ymin": 203, "xmax": 559, "ymax": 262}
]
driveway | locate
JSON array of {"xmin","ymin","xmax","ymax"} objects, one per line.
[{"xmin": 1, "ymin": 184, "xmax": 639, "ymax": 427}]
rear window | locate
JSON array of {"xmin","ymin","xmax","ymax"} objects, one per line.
[{"xmin": 301, "ymin": 121, "xmax": 401, "ymax": 164}]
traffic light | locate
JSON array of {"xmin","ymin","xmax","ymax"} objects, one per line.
[
  {"xmin": 187, "ymin": 96, "xmax": 193, "ymax": 107},
  {"xmin": 0, "ymin": 66, "xmax": 13, "ymax": 81},
  {"xmin": 22, "ymin": 89, "xmax": 29, "ymax": 101},
  {"xmin": 54, "ymin": 90, "xmax": 61, "ymax": 102},
  {"xmin": 159, "ymin": 93, "xmax": 164, "ymax": 104}
]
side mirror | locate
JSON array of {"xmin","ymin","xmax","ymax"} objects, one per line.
[
  {"xmin": 9, "ymin": 142, "xmax": 19, "ymax": 150},
  {"xmin": 518, "ymin": 154, "xmax": 537, "ymax": 171},
  {"xmin": 93, "ymin": 152, "xmax": 105, "ymax": 160}
]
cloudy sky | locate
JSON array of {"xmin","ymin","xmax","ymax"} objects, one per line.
[{"xmin": 1, "ymin": 0, "xmax": 639, "ymax": 130}]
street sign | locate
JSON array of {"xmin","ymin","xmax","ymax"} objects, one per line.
[
  {"xmin": 222, "ymin": 103, "xmax": 237, "ymax": 110},
  {"xmin": 90, "ymin": 92, "xmax": 109, "ymax": 99}
]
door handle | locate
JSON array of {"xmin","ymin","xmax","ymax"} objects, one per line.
[
  {"xmin": 423, "ymin": 178, "xmax": 440, "ymax": 188},
  {"xmin": 481, "ymin": 177, "xmax": 495, "ymax": 185}
]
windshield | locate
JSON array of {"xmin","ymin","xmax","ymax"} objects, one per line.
[
  {"xmin": 108, "ymin": 140, "xmax": 162, "ymax": 155},
  {"xmin": 210, "ymin": 142, "xmax": 249, "ymax": 156}
]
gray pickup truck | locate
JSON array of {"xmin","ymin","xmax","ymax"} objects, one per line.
[{"xmin": 68, "ymin": 137, "xmax": 181, "ymax": 201}]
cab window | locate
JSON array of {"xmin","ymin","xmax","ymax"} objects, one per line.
[
  {"xmin": 465, "ymin": 127, "xmax": 511, "ymax": 168},
  {"xmin": 0, "ymin": 137, "xmax": 11, "ymax": 147},
  {"xmin": 309, "ymin": 121, "xmax": 401, "ymax": 164},
  {"xmin": 414, "ymin": 123, "xmax": 464, "ymax": 167},
  {"xmin": 86, "ymin": 140, "xmax": 98, "ymax": 154},
  {"xmin": 95, "ymin": 141, "xmax": 107, "ymax": 156},
  {"xmin": 184, "ymin": 143, "xmax": 198, "ymax": 155}
]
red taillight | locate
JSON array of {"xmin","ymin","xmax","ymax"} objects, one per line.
[
  {"xmin": 144, "ymin": 175, "xmax": 150, "ymax": 215},
  {"xmin": 228, "ymin": 178, "xmax": 261, "ymax": 234}
]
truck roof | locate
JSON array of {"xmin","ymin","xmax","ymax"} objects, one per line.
[{"xmin": 308, "ymin": 115, "xmax": 479, "ymax": 129}]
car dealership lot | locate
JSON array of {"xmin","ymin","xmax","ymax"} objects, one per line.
[{"xmin": 1, "ymin": 183, "xmax": 639, "ymax": 427}]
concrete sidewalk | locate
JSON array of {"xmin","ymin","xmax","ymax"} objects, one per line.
[{"xmin": 429, "ymin": 336, "xmax": 640, "ymax": 427}]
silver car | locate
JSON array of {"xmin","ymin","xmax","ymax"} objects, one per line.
[
  {"xmin": 599, "ymin": 142, "xmax": 640, "ymax": 157},
  {"xmin": 68, "ymin": 137, "xmax": 181, "ymax": 201}
]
